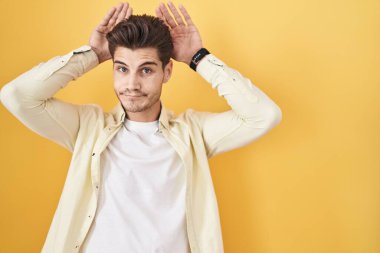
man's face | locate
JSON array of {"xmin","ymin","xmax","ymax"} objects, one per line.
[{"xmin": 112, "ymin": 46, "xmax": 172, "ymax": 114}]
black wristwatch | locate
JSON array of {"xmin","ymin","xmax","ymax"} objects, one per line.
[{"xmin": 190, "ymin": 48, "xmax": 210, "ymax": 71}]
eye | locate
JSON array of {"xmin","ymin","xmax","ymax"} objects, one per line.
[
  {"xmin": 117, "ymin": 66, "xmax": 127, "ymax": 73},
  {"xmin": 142, "ymin": 67, "xmax": 152, "ymax": 74}
]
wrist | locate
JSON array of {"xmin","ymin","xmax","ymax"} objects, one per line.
[
  {"xmin": 189, "ymin": 48, "xmax": 210, "ymax": 71},
  {"xmin": 185, "ymin": 47, "xmax": 203, "ymax": 65},
  {"xmin": 90, "ymin": 46, "xmax": 108, "ymax": 64}
]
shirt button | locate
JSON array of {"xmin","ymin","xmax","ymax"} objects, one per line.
[
  {"xmin": 92, "ymin": 153, "xmax": 95, "ymax": 156},
  {"xmin": 96, "ymin": 185, "xmax": 99, "ymax": 189},
  {"xmin": 75, "ymin": 245, "xmax": 79, "ymax": 248}
]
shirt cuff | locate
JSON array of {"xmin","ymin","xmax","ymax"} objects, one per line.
[
  {"xmin": 195, "ymin": 54, "xmax": 227, "ymax": 86},
  {"xmin": 35, "ymin": 45, "xmax": 99, "ymax": 81},
  {"xmin": 72, "ymin": 45, "xmax": 99, "ymax": 73}
]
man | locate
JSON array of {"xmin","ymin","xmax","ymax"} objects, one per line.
[{"xmin": 0, "ymin": 2, "xmax": 282, "ymax": 253}]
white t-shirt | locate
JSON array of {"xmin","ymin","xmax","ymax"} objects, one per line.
[{"xmin": 80, "ymin": 118, "xmax": 190, "ymax": 253}]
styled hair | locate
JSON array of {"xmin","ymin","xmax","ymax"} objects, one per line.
[{"xmin": 106, "ymin": 14, "xmax": 173, "ymax": 68}]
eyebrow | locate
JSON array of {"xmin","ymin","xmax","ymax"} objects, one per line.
[{"xmin": 114, "ymin": 60, "xmax": 158, "ymax": 67}]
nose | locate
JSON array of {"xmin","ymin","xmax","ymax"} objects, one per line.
[{"xmin": 125, "ymin": 73, "xmax": 141, "ymax": 91}]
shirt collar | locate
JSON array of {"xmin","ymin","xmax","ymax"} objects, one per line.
[{"xmin": 111, "ymin": 100, "xmax": 172, "ymax": 130}]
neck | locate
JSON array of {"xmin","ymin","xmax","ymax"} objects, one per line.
[{"xmin": 125, "ymin": 100, "xmax": 161, "ymax": 122}]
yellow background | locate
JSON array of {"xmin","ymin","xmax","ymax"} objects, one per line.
[{"xmin": 0, "ymin": 0, "xmax": 379, "ymax": 252}]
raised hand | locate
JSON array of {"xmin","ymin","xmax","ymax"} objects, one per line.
[
  {"xmin": 155, "ymin": 2, "xmax": 203, "ymax": 65},
  {"xmin": 89, "ymin": 2, "xmax": 133, "ymax": 64}
]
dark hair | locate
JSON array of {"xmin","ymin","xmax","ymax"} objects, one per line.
[{"xmin": 106, "ymin": 14, "xmax": 173, "ymax": 68}]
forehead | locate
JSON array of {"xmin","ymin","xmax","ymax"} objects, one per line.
[{"xmin": 113, "ymin": 46, "xmax": 161, "ymax": 67}]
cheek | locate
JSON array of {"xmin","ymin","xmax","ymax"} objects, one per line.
[
  {"xmin": 113, "ymin": 74, "xmax": 128, "ymax": 93},
  {"xmin": 141, "ymin": 73, "xmax": 162, "ymax": 86},
  {"xmin": 113, "ymin": 82, "xmax": 122, "ymax": 93},
  {"xmin": 113, "ymin": 76, "xmax": 125, "ymax": 92},
  {"xmin": 149, "ymin": 77, "xmax": 164, "ymax": 92}
]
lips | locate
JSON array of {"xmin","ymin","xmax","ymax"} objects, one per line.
[
  {"xmin": 126, "ymin": 95, "xmax": 143, "ymax": 97},
  {"xmin": 124, "ymin": 94, "xmax": 145, "ymax": 99}
]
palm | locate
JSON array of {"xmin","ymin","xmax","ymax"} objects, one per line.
[
  {"xmin": 156, "ymin": 3, "xmax": 203, "ymax": 64},
  {"xmin": 170, "ymin": 25, "xmax": 202, "ymax": 63},
  {"xmin": 89, "ymin": 3, "xmax": 133, "ymax": 63},
  {"xmin": 89, "ymin": 24, "xmax": 113, "ymax": 59}
]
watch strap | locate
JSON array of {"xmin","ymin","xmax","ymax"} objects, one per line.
[{"xmin": 190, "ymin": 48, "xmax": 210, "ymax": 71}]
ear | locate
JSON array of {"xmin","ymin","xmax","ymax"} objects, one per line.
[{"xmin": 163, "ymin": 60, "xmax": 173, "ymax": 83}]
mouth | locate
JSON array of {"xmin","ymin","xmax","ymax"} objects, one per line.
[{"xmin": 125, "ymin": 94, "xmax": 144, "ymax": 98}]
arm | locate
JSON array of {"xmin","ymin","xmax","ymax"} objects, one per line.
[
  {"xmin": 0, "ymin": 2, "xmax": 132, "ymax": 152},
  {"xmin": 157, "ymin": 2, "xmax": 282, "ymax": 158},
  {"xmin": 193, "ymin": 54, "xmax": 282, "ymax": 158},
  {"xmin": 0, "ymin": 46, "xmax": 99, "ymax": 152}
]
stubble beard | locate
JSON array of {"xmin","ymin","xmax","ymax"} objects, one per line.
[{"xmin": 117, "ymin": 92, "xmax": 161, "ymax": 113}]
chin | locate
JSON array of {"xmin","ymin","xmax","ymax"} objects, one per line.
[
  {"xmin": 120, "ymin": 96, "xmax": 155, "ymax": 113},
  {"xmin": 123, "ymin": 102, "xmax": 147, "ymax": 113}
]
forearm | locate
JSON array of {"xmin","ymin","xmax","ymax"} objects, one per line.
[
  {"xmin": 90, "ymin": 46, "xmax": 109, "ymax": 64},
  {"xmin": 0, "ymin": 45, "xmax": 99, "ymax": 152},
  {"xmin": 196, "ymin": 54, "xmax": 282, "ymax": 126},
  {"xmin": 192, "ymin": 54, "xmax": 282, "ymax": 158},
  {"xmin": 0, "ymin": 45, "xmax": 99, "ymax": 106}
]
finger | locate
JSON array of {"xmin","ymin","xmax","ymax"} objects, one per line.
[
  {"xmin": 167, "ymin": 1, "xmax": 185, "ymax": 26},
  {"xmin": 108, "ymin": 3, "xmax": 124, "ymax": 27},
  {"xmin": 116, "ymin": 3, "xmax": 129, "ymax": 23},
  {"xmin": 178, "ymin": 4, "xmax": 194, "ymax": 26},
  {"xmin": 126, "ymin": 6, "xmax": 133, "ymax": 19},
  {"xmin": 155, "ymin": 7, "xmax": 171, "ymax": 28},
  {"xmin": 159, "ymin": 2, "xmax": 177, "ymax": 28},
  {"xmin": 99, "ymin": 6, "xmax": 117, "ymax": 27},
  {"xmin": 155, "ymin": 7, "xmax": 161, "ymax": 18}
]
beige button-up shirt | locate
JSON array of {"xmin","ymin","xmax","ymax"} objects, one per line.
[{"xmin": 0, "ymin": 45, "xmax": 282, "ymax": 253}]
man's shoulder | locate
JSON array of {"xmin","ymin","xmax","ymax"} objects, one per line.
[
  {"xmin": 174, "ymin": 107, "xmax": 213, "ymax": 119},
  {"xmin": 77, "ymin": 103, "xmax": 119, "ymax": 126},
  {"xmin": 78, "ymin": 103, "xmax": 103, "ymax": 116},
  {"xmin": 170, "ymin": 108, "xmax": 204, "ymax": 127}
]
